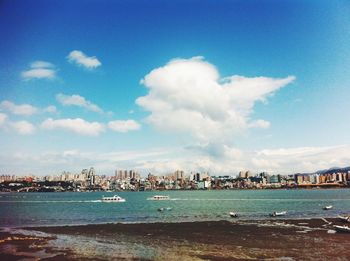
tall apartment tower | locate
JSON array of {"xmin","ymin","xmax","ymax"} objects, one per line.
[{"xmin": 88, "ymin": 167, "xmax": 96, "ymax": 186}]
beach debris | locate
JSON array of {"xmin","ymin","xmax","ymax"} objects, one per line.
[
  {"xmin": 327, "ymin": 229, "xmax": 336, "ymax": 234},
  {"xmin": 333, "ymin": 225, "xmax": 350, "ymax": 233},
  {"xmin": 320, "ymin": 218, "xmax": 332, "ymax": 225},
  {"xmin": 269, "ymin": 211, "xmax": 287, "ymax": 217},
  {"xmin": 338, "ymin": 215, "xmax": 350, "ymax": 223},
  {"xmin": 229, "ymin": 211, "xmax": 238, "ymax": 218}
]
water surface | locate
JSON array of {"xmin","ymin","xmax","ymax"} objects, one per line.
[{"xmin": 1, "ymin": 189, "xmax": 350, "ymax": 227}]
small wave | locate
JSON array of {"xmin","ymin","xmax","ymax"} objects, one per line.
[
  {"xmin": 169, "ymin": 198, "xmax": 350, "ymax": 201},
  {"xmin": 0, "ymin": 200, "xmax": 102, "ymax": 203}
]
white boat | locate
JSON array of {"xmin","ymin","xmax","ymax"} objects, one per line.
[
  {"xmin": 338, "ymin": 215, "xmax": 350, "ymax": 222},
  {"xmin": 102, "ymin": 195, "xmax": 126, "ymax": 202},
  {"xmin": 323, "ymin": 205, "xmax": 333, "ymax": 210},
  {"xmin": 148, "ymin": 195, "xmax": 170, "ymax": 200},
  {"xmin": 229, "ymin": 211, "xmax": 238, "ymax": 218},
  {"xmin": 334, "ymin": 225, "xmax": 350, "ymax": 233},
  {"xmin": 158, "ymin": 207, "xmax": 172, "ymax": 212},
  {"xmin": 269, "ymin": 211, "xmax": 287, "ymax": 217}
]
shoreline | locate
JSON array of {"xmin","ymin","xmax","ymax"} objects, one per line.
[
  {"xmin": 1, "ymin": 218, "xmax": 350, "ymax": 260},
  {"xmin": 1, "ymin": 186, "xmax": 350, "ymax": 193},
  {"xmin": 0, "ymin": 215, "xmax": 346, "ymax": 229}
]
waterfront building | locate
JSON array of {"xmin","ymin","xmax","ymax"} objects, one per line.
[
  {"xmin": 115, "ymin": 169, "xmax": 140, "ymax": 180},
  {"xmin": 175, "ymin": 170, "xmax": 185, "ymax": 180},
  {"xmin": 0, "ymin": 175, "xmax": 16, "ymax": 183},
  {"xmin": 88, "ymin": 167, "xmax": 96, "ymax": 186},
  {"xmin": 238, "ymin": 171, "xmax": 245, "ymax": 179}
]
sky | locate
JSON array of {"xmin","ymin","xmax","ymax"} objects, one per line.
[{"xmin": 1, "ymin": 0, "xmax": 350, "ymax": 176}]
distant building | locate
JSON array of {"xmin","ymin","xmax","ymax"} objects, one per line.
[
  {"xmin": 115, "ymin": 169, "xmax": 140, "ymax": 180},
  {"xmin": 0, "ymin": 175, "xmax": 15, "ymax": 183},
  {"xmin": 174, "ymin": 170, "xmax": 185, "ymax": 180},
  {"xmin": 239, "ymin": 170, "xmax": 252, "ymax": 179},
  {"xmin": 88, "ymin": 167, "xmax": 96, "ymax": 186}
]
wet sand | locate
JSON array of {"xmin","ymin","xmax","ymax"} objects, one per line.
[{"xmin": 1, "ymin": 218, "xmax": 350, "ymax": 260}]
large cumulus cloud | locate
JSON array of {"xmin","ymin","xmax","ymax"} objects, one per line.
[{"xmin": 136, "ymin": 56, "xmax": 295, "ymax": 149}]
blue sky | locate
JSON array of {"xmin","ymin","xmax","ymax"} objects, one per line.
[{"xmin": 1, "ymin": 0, "xmax": 350, "ymax": 176}]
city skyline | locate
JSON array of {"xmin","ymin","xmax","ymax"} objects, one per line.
[{"xmin": 1, "ymin": 1, "xmax": 350, "ymax": 176}]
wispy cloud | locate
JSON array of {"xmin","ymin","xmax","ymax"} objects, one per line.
[
  {"xmin": 0, "ymin": 112, "xmax": 7, "ymax": 126},
  {"xmin": 0, "ymin": 100, "xmax": 57, "ymax": 115},
  {"xmin": 0, "ymin": 112, "xmax": 35, "ymax": 135},
  {"xmin": 44, "ymin": 105, "xmax": 57, "ymax": 114},
  {"xmin": 41, "ymin": 118, "xmax": 105, "ymax": 136},
  {"xmin": 56, "ymin": 93, "xmax": 103, "ymax": 113},
  {"xmin": 0, "ymin": 148, "xmax": 170, "ymax": 175},
  {"xmin": 108, "ymin": 120, "xmax": 141, "ymax": 133},
  {"xmin": 4, "ymin": 144, "xmax": 349, "ymax": 176},
  {"xmin": 0, "ymin": 100, "xmax": 38, "ymax": 116},
  {"xmin": 30, "ymin": 61, "xmax": 55, "ymax": 69},
  {"xmin": 67, "ymin": 50, "xmax": 101, "ymax": 69},
  {"xmin": 248, "ymin": 119, "xmax": 271, "ymax": 129},
  {"xmin": 1, "ymin": 142, "xmax": 350, "ymax": 176},
  {"xmin": 21, "ymin": 60, "xmax": 56, "ymax": 80},
  {"xmin": 9, "ymin": 120, "xmax": 36, "ymax": 135},
  {"xmin": 252, "ymin": 145, "xmax": 350, "ymax": 174}
]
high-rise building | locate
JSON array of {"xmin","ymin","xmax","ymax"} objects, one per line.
[
  {"xmin": 239, "ymin": 170, "xmax": 251, "ymax": 179},
  {"xmin": 174, "ymin": 170, "xmax": 184, "ymax": 180},
  {"xmin": 88, "ymin": 167, "xmax": 96, "ymax": 185},
  {"xmin": 115, "ymin": 169, "xmax": 140, "ymax": 180}
]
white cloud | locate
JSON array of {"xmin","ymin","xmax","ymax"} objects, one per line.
[
  {"xmin": 0, "ymin": 148, "xmax": 170, "ymax": 175},
  {"xmin": 56, "ymin": 93, "xmax": 103, "ymax": 113},
  {"xmin": 21, "ymin": 60, "xmax": 56, "ymax": 80},
  {"xmin": 67, "ymin": 50, "xmax": 101, "ymax": 69},
  {"xmin": 251, "ymin": 145, "xmax": 350, "ymax": 174},
  {"xmin": 44, "ymin": 105, "xmax": 57, "ymax": 113},
  {"xmin": 30, "ymin": 60, "xmax": 54, "ymax": 69},
  {"xmin": 0, "ymin": 112, "xmax": 7, "ymax": 126},
  {"xmin": 0, "ymin": 100, "xmax": 38, "ymax": 116},
  {"xmin": 0, "ymin": 100, "xmax": 57, "ymax": 115},
  {"xmin": 41, "ymin": 118, "xmax": 105, "ymax": 136},
  {"xmin": 248, "ymin": 119, "xmax": 271, "ymax": 129},
  {"xmin": 135, "ymin": 144, "xmax": 350, "ymax": 176},
  {"xmin": 0, "ymin": 112, "xmax": 35, "ymax": 135},
  {"xmin": 1, "ymin": 144, "xmax": 350, "ymax": 176},
  {"xmin": 108, "ymin": 120, "xmax": 141, "ymax": 133},
  {"xmin": 137, "ymin": 57, "xmax": 295, "ymax": 148},
  {"xmin": 10, "ymin": 120, "xmax": 36, "ymax": 135}
]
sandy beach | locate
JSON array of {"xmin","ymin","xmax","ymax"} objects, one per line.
[{"xmin": 1, "ymin": 218, "xmax": 350, "ymax": 260}]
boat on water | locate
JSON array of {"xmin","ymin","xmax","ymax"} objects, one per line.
[
  {"xmin": 338, "ymin": 215, "xmax": 350, "ymax": 222},
  {"xmin": 158, "ymin": 207, "xmax": 172, "ymax": 212},
  {"xmin": 229, "ymin": 211, "xmax": 238, "ymax": 218},
  {"xmin": 334, "ymin": 225, "xmax": 350, "ymax": 233},
  {"xmin": 102, "ymin": 195, "xmax": 126, "ymax": 202},
  {"xmin": 323, "ymin": 205, "xmax": 333, "ymax": 210},
  {"xmin": 269, "ymin": 211, "xmax": 287, "ymax": 217},
  {"xmin": 148, "ymin": 195, "xmax": 170, "ymax": 200}
]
